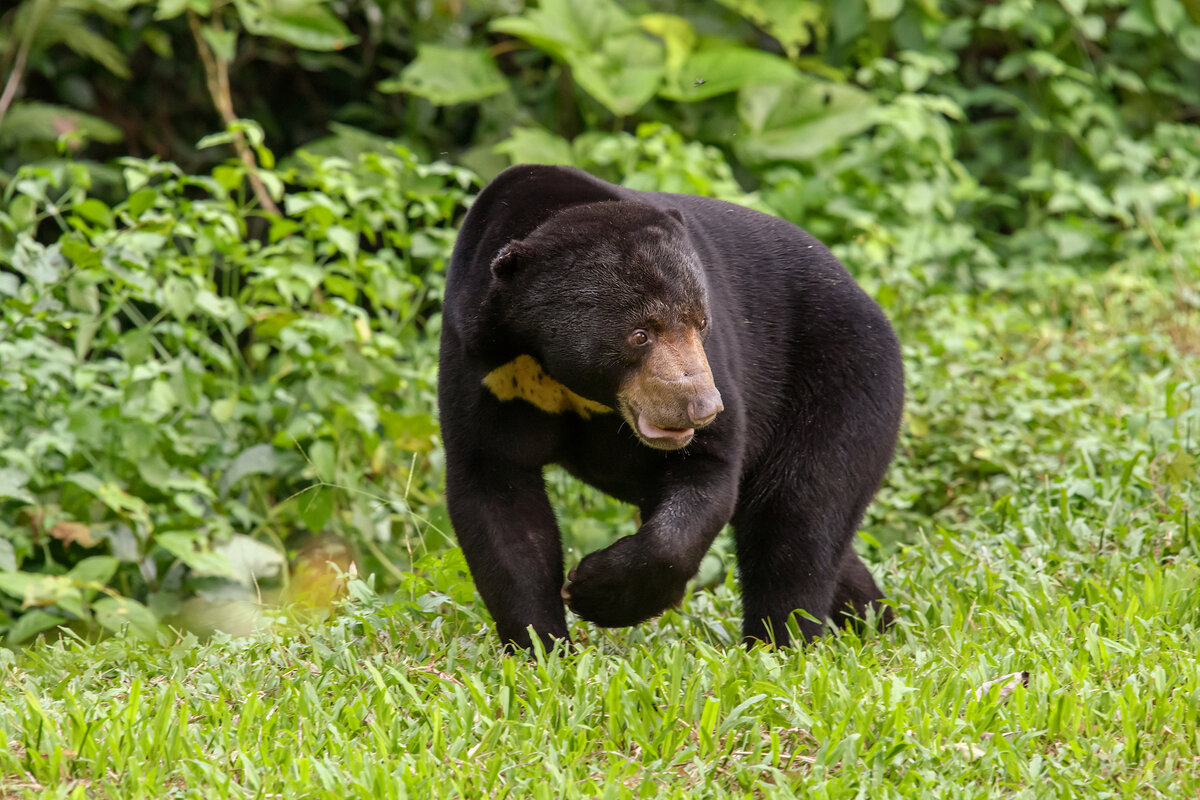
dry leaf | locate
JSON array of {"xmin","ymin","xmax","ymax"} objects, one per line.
[{"xmin": 49, "ymin": 521, "xmax": 96, "ymax": 548}]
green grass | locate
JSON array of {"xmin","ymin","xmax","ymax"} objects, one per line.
[
  {"xmin": 1, "ymin": 538, "xmax": 1197, "ymax": 799},
  {"xmin": 1, "ymin": 256, "xmax": 1197, "ymax": 798}
]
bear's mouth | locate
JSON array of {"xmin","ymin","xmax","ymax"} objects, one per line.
[
  {"xmin": 637, "ymin": 415, "xmax": 694, "ymax": 442},
  {"xmin": 629, "ymin": 411, "xmax": 695, "ymax": 450}
]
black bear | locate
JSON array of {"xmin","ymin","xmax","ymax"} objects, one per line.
[{"xmin": 438, "ymin": 164, "xmax": 903, "ymax": 652}]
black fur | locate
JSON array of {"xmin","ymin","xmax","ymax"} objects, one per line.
[{"xmin": 438, "ymin": 165, "xmax": 904, "ymax": 651}]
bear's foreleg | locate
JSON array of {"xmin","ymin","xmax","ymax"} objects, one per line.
[
  {"xmin": 563, "ymin": 461, "xmax": 738, "ymax": 628},
  {"xmin": 444, "ymin": 459, "xmax": 570, "ymax": 652}
]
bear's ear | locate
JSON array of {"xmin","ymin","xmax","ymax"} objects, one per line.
[
  {"xmin": 490, "ymin": 240, "xmax": 530, "ymax": 280},
  {"xmin": 664, "ymin": 208, "xmax": 685, "ymax": 226}
]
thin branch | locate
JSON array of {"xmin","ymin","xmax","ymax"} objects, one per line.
[
  {"xmin": 0, "ymin": 2, "xmax": 39, "ymax": 124},
  {"xmin": 187, "ymin": 9, "xmax": 280, "ymax": 216}
]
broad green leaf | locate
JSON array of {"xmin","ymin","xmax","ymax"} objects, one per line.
[
  {"xmin": 197, "ymin": 130, "xmax": 238, "ymax": 150},
  {"xmin": 1049, "ymin": 225, "xmax": 1096, "ymax": 259},
  {"xmin": 219, "ymin": 444, "xmax": 284, "ymax": 495},
  {"xmin": 494, "ymin": 127, "xmax": 576, "ymax": 166},
  {"xmin": 233, "ymin": 0, "xmax": 356, "ymax": 51},
  {"xmin": 65, "ymin": 474, "xmax": 150, "ymax": 524},
  {"xmin": 713, "ymin": 0, "xmax": 824, "ymax": 57},
  {"xmin": 67, "ymin": 275, "xmax": 100, "ymax": 314},
  {"xmin": 296, "ymin": 488, "xmax": 335, "ymax": 533},
  {"xmin": 194, "ymin": 290, "xmax": 239, "ymax": 322},
  {"xmin": 1180, "ymin": 25, "xmax": 1200, "ymax": 59},
  {"xmin": 7, "ymin": 194, "xmax": 36, "ymax": 228},
  {"xmin": 200, "ymin": 25, "xmax": 238, "ymax": 63},
  {"xmin": 866, "ymin": 0, "xmax": 905, "ymax": 21},
  {"xmin": 659, "ymin": 47, "xmax": 797, "ymax": 102},
  {"xmin": 142, "ymin": 27, "xmax": 174, "ymax": 57},
  {"xmin": 155, "ymin": 0, "xmax": 211, "ymax": 20},
  {"xmin": 1163, "ymin": 449, "xmax": 1196, "ymax": 486},
  {"xmin": 380, "ymin": 411, "xmax": 440, "ymax": 453},
  {"xmin": 163, "ymin": 276, "xmax": 198, "ymax": 320},
  {"xmin": 492, "ymin": 0, "xmax": 629, "ymax": 57},
  {"xmin": 381, "ymin": 45, "xmax": 508, "ymax": 106},
  {"xmin": 212, "ymin": 534, "xmax": 284, "ymax": 584},
  {"xmin": 0, "ymin": 102, "xmax": 122, "ymax": 146},
  {"xmin": 5, "ymin": 609, "xmax": 65, "ymax": 644},
  {"xmin": 308, "ymin": 440, "xmax": 336, "ymax": 481},
  {"xmin": 736, "ymin": 78, "xmax": 876, "ymax": 165},
  {"xmin": 64, "ymin": 472, "xmax": 104, "ymax": 494},
  {"xmin": 0, "ymin": 573, "xmax": 83, "ymax": 618},
  {"xmin": 64, "ymin": 24, "xmax": 131, "ymax": 78},
  {"xmin": 67, "ymin": 556, "xmax": 119, "ymax": 589},
  {"xmin": 326, "ymin": 225, "xmax": 358, "ymax": 260},
  {"xmin": 156, "ymin": 532, "xmax": 235, "ymax": 577},
  {"xmin": 97, "ymin": 483, "xmax": 152, "ymax": 523},
  {"xmin": 0, "ymin": 468, "xmax": 34, "ymax": 504},
  {"xmin": 572, "ymin": 39, "xmax": 664, "ymax": 117},
  {"xmin": 1077, "ymin": 14, "xmax": 1107, "ymax": 40},
  {"xmin": 0, "ymin": 573, "xmax": 50, "ymax": 602},
  {"xmin": 74, "ymin": 198, "xmax": 114, "ymax": 229},
  {"xmin": 1152, "ymin": 0, "xmax": 1188, "ymax": 31},
  {"xmin": 640, "ymin": 13, "xmax": 696, "ymax": 74},
  {"xmin": 492, "ymin": 0, "xmax": 665, "ymax": 116},
  {"xmin": 93, "ymin": 596, "xmax": 160, "ymax": 641},
  {"xmin": 1118, "ymin": 1, "xmax": 1160, "ymax": 34}
]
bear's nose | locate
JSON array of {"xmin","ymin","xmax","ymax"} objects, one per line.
[{"xmin": 687, "ymin": 390, "xmax": 723, "ymax": 428}]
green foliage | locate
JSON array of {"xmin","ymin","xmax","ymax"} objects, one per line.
[
  {"xmin": 494, "ymin": 122, "xmax": 769, "ymax": 205},
  {"xmin": 734, "ymin": 77, "xmax": 876, "ymax": 165},
  {"xmin": 0, "ymin": 136, "xmax": 475, "ymax": 642},
  {"xmin": 492, "ymin": 0, "xmax": 668, "ymax": 117},
  {"xmin": 380, "ymin": 44, "xmax": 508, "ymax": 106}
]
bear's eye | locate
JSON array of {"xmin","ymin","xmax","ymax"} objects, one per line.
[
  {"xmin": 699, "ymin": 317, "xmax": 708, "ymax": 330},
  {"xmin": 630, "ymin": 329, "xmax": 651, "ymax": 346}
]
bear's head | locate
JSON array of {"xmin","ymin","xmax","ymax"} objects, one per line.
[{"xmin": 486, "ymin": 200, "xmax": 723, "ymax": 451}]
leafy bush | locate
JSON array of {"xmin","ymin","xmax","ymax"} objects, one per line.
[{"xmin": 0, "ymin": 132, "xmax": 474, "ymax": 642}]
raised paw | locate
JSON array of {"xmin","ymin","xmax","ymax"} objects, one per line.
[{"xmin": 560, "ymin": 536, "xmax": 690, "ymax": 628}]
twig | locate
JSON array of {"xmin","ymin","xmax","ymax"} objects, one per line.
[
  {"xmin": 187, "ymin": 10, "xmax": 280, "ymax": 216},
  {"xmin": 0, "ymin": 0, "xmax": 43, "ymax": 124}
]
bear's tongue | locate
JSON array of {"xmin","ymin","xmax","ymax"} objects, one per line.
[{"xmin": 637, "ymin": 415, "xmax": 694, "ymax": 440}]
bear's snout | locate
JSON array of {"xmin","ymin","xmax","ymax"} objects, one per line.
[
  {"xmin": 619, "ymin": 325, "xmax": 723, "ymax": 450},
  {"xmin": 688, "ymin": 390, "xmax": 723, "ymax": 428}
]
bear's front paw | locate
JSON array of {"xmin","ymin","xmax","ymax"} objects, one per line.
[{"xmin": 561, "ymin": 538, "xmax": 689, "ymax": 628}]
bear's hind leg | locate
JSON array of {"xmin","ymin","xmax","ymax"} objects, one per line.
[
  {"xmin": 733, "ymin": 421, "xmax": 894, "ymax": 648},
  {"xmin": 830, "ymin": 548, "xmax": 894, "ymax": 633},
  {"xmin": 733, "ymin": 495, "xmax": 846, "ymax": 648}
]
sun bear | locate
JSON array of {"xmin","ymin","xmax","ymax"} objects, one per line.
[{"xmin": 437, "ymin": 164, "xmax": 903, "ymax": 651}]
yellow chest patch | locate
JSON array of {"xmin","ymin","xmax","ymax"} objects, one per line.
[{"xmin": 482, "ymin": 355, "xmax": 613, "ymax": 419}]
